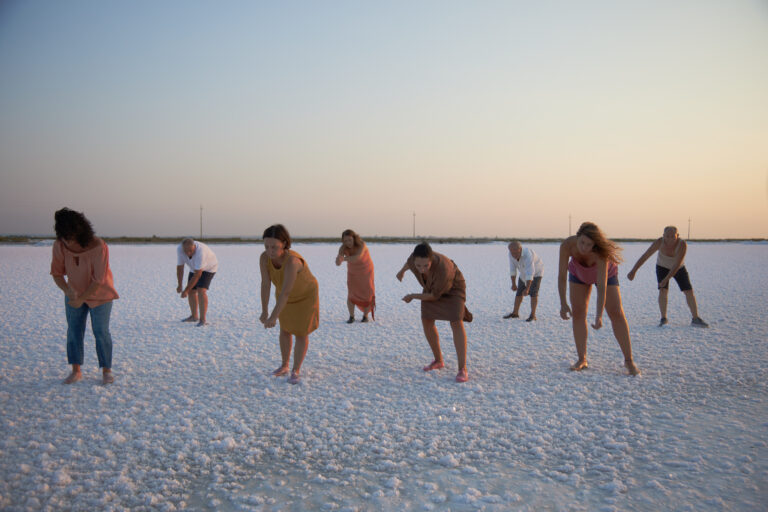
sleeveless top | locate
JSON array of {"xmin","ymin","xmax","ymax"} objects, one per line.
[
  {"xmin": 568, "ymin": 258, "xmax": 618, "ymax": 285},
  {"xmin": 656, "ymin": 240, "xmax": 682, "ymax": 270},
  {"xmin": 266, "ymin": 250, "xmax": 319, "ymax": 336}
]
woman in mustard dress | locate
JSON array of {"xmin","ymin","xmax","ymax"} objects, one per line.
[{"xmin": 259, "ymin": 224, "xmax": 319, "ymax": 384}]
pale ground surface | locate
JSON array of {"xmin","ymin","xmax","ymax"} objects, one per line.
[{"xmin": 0, "ymin": 242, "xmax": 766, "ymax": 511}]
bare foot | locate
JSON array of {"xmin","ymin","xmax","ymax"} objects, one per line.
[
  {"xmin": 102, "ymin": 370, "xmax": 115, "ymax": 385},
  {"xmin": 288, "ymin": 370, "xmax": 301, "ymax": 384},
  {"xmin": 625, "ymin": 360, "xmax": 641, "ymax": 376},
  {"xmin": 63, "ymin": 371, "xmax": 82, "ymax": 384},
  {"xmin": 569, "ymin": 360, "xmax": 588, "ymax": 371},
  {"xmin": 272, "ymin": 366, "xmax": 289, "ymax": 377},
  {"xmin": 181, "ymin": 316, "xmax": 198, "ymax": 322}
]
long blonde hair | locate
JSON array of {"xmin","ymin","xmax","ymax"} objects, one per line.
[{"xmin": 576, "ymin": 222, "xmax": 623, "ymax": 263}]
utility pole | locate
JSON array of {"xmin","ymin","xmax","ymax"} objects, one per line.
[
  {"xmin": 412, "ymin": 211, "xmax": 416, "ymax": 238},
  {"xmin": 569, "ymin": 214, "xmax": 572, "ymax": 237},
  {"xmin": 200, "ymin": 204, "xmax": 203, "ymax": 240},
  {"xmin": 687, "ymin": 217, "xmax": 691, "ymax": 240}
]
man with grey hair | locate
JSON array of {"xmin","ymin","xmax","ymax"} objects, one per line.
[
  {"xmin": 627, "ymin": 226, "xmax": 708, "ymax": 327},
  {"xmin": 176, "ymin": 238, "xmax": 218, "ymax": 326},
  {"xmin": 504, "ymin": 241, "xmax": 544, "ymax": 321}
]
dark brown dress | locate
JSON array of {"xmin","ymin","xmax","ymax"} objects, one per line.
[{"xmin": 408, "ymin": 252, "xmax": 472, "ymax": 322}]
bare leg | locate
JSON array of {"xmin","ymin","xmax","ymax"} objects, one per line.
[
  {"xmin": 683, "ymin": 289, "xmax": 699, "ymax": 319},
  {"xmin": 569, "ymin": 283, "xmax": 590, "ymax": 370},
  {"xmin": 658, "ymin": 288, "xmax": 668, "ymax": 319},
  {"xmin": 187, "ymin": 292, "xmax": 199, "ymax": 321},
  {"xmin": 530, "ymin": 296, "xmax": 538, "ymax": 318},
  {"xmin": 197, "ymin": 289, "xmax": 208, "ymax": 325},
  {"xmin": 347, "ymin": 298, "xmax": 355, "ymax": 319},
  {"xmin": 421, "ymin": 318, "xmax": 443, "ymax": 363},
  {"xmin": 292, "ymin": 335, "xmax": 309, "ymax": 373},
  {"xmin": 512, "ymin": 295, "xmax": 523, "ymax": 316},
  {"xmin": 450, "ymin": 320, "xmax": 467, "ymax": 370},
  {"xmin": 605, "ymin": 286, "xmax": 640, "ymax": 375},
  {"xmin": 273, "ymin": 329, "xmax": 292, "ymax": 376}
]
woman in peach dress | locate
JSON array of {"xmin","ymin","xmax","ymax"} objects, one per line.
[{"xmin": 335, "ymin": 229, "xmax": 375, "ymax": 323}]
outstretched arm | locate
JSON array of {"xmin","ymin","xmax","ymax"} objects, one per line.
[
  {"xmin": 335, "ymin": 245, "xmax": 345, "ymax": 266},
  {"xmin": 592, "ymin": 259, "xmax": 608, "ymax": 329},
  {"xmin": 266, "ymin": 255, "xmax": 301, "ymax": 327},
  {"xmin": 176, "ymin": 265, "xmax": 185, "ymax": 293},
  {"xmin": 259, "ymin": 253, "xmax": 272, "ymax": 324},
  {"xmin": 628, "ymin": 239, "xmax": 661, "ymax": 280},
  {"xmin": 558, "ymin": 240, "xmax": 571, "ymax": 320}
]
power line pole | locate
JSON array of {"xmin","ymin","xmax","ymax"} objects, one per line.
[
  {"xmin": 412, "ymin": 211, "xmax": 416, "ymax": 238},
  {"xmin": 200, "ymin": 204, "xmax": 203, "ymax": 240},
  {"xmin": 569, "ymin": 214, "xmax": 572, "ymax": 237},
  {"xmin": 687, "ymin": 217, "xmax": 691, "ymax": 240}
]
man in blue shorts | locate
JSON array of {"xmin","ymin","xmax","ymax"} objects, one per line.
[
  {"xmin": 627, "ymin": 226, "xmax": 708, "ymax": 327},
  {"xmin": 176, "ymin": 238, "xmax": 218, "ymax": 326},
  {"xmin": 504, "ymin": 241, "xmax": 544, "ymax": 322}
]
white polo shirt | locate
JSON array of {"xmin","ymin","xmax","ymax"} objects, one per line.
[
  {"xmin": 509, "ymin": 247, "xmax": 544, "ymax": 282},
  {"xmin": 177, "ymin": 241, "xmax": 218, "ymax": 273}
]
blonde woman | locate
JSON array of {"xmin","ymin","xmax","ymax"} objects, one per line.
[{"xmin": 558, "ymin": 222, "xmax": 640, "ymax": 376}]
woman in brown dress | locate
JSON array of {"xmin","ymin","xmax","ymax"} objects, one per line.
[
  {"xmin": 259, "ymin": 224, "xmax": 319, "ymax": 384},
  {"xmin": 396, "ymin": 242, "xmax": 472, "ymax": 382}
]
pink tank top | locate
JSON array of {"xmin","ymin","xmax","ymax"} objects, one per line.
[{"xmin": 568, "ymin": 258, "xmax": 618, "ymax": 285}]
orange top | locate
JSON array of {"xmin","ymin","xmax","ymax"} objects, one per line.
[{"xmin": 50, "ymin": 238, "xmax": 119, "ymax": 307}]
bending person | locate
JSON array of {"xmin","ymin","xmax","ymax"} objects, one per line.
[
  {"xmin": 260, "ymin": 224, "xmax": 319, "ymax": 384},
  {"xmin": 335, "ymin": 229, "xmax": 375, "ymax": 323},
  {"xmin": 50, "ymin": 207, "xmax": 119, "ymax": 385},
  {"xmin": 176, "ymin": 238, "xmax": 218, "ymax": 326},
  {"xmin": 504, "ymin": 240, "xmax": 544, "ymax": 321},
  {"xmin": 558, "ymin": 222, "xmax": 640, "ymax": 376},
  {"xmin": 396, "ymin": 242, "xmax": 473, "ymax": 383},
  {"xmin": 627, "ymin": 226, "xmax": 708, "ymax": 327}
]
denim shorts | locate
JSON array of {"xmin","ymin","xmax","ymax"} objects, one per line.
[{"xmin": 568, "ymin": 273, "xmax": 619, "ymax": 286}]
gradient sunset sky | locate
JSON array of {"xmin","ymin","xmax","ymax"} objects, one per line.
[{"xmin": 1, "ymin": 0, "xmax": 766, "ymax": 238}]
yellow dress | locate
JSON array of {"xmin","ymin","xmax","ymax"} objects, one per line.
[{"xmin": 267, "ymin": 250, "xmax": 319, "ymax": 336}]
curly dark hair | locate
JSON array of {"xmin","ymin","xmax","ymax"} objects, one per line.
[
  {"xmin": 262, "ymin": 224, "xmax": 291, "ymax": 250},
  {"xmin": 54, "ymin": 208, "xmax": 95, "ymax": 247}
]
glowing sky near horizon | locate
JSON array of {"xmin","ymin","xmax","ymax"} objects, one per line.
[{"xmin": 1, "ymin": 0, "xmax": 766, "ymax": 239}]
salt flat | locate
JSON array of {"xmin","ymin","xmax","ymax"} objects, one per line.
[{"xmin": 0, "ymin": 242, "xmax": 766, "ymax": 511}]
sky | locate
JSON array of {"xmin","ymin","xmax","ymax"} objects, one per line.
[{"xmin": 0, "ymin": 0, "xmax": 766, "ymax": 239}]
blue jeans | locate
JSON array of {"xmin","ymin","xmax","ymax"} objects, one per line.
[{"xmin": 65, "ymin": 299, "xmax": 113, "ymax": 368}]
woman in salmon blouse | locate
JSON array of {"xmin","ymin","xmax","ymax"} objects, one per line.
[
  {"xmin": 558, "ymin": 222, "xmax": 640, "ymax": 376},
  {"xmin": 50, "ymin": 208, "xmax": 119, "ymax": 385},
  {"xmin": 259, "ymin": 224, "xmax": 319, "ymax": 384},
  {"xmin": 335, "ymin": 229, "xmax": 375, "ymax": 323}
]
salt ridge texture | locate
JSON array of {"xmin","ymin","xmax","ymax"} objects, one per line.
[{"xmin": 0, "ymin": 243, "xmax": 766, "ymax": 511}]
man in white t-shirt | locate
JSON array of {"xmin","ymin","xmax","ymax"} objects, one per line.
[
  {"xmin": 504, "ymin": 241, "xmax": 544, "ymax": 321},
  {"xmin": 176, "ymin": 238, "xmax": 218, "ymax": 326}
]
